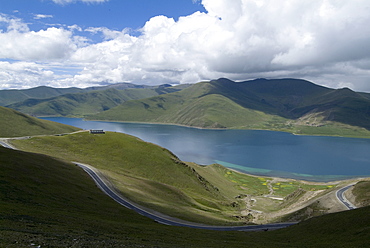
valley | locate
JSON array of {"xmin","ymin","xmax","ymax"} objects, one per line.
[
  {"xmin": 3, "ymin": 78, "xmax": 370, "ymax": 138},
  {"xmin": 1, "ymin": 79, "xmax": 370, "ymax": 247}
]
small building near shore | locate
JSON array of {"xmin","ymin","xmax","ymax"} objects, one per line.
[{"xmin": 89, "ymin": 129, "xmax": 105, "ymax": 134}]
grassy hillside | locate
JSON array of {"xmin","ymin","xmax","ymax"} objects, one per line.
[
  {"xmin": 1, "ymin": 146, "xmax": 370, "ymax": 247},
  {"xmin": 0, "ymin": 106, "xmax": 80, "ymax": 137},
  {"xmin": 88, "ymin": 78, "xmax": 370, "ymax": 138},
  {"xmin": 10, "ymin": 131, "xmax": 245, "ymax": 225},
  {"xmin": 10, "ymin": 131, "xmax": 348, "ymax": 225},
  {"xmin": 89, "ymin": 82, "xmax": 289, "ymax": 129},
  {"xmin": 352, "ymin": 181, "xmax": 370, "ymax": 207},
  {"xmin": 7, "ymin": 86, "xmax": 181, "ymax": 117}
]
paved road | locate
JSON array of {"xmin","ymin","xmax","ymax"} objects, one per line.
[
  {"xmin": 75, "ymin": 162, "xmax": 297, "ymax": 231},
  {"xmin": 0, "ymin": 140, "xmax": 16, "ymax": 149},
  {"xmin": 336, "ymin": 185, "xmax": 357, "ymax": 210}
]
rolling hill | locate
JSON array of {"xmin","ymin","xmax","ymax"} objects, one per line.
[
  {"xmin": 1, "ymin": 144, "xmax": 370, "ymax": 247},
  {"xmin": 11, "ymin": 130, "xmax": 365, "ymax": 226},
  {"xmin": 0, "ymin": 106, "xmax": 80, "ymax": 137},
  {"xmin": 10, "ymin": 131, "xmax": 249, "ymax": 225},
  {"xmin": 6, "ymin": 84, "xmax": 184, "ymax": 117},
  {"xmin": 88, "ymin": 78, "xmax": 370, "ymax": 137}
]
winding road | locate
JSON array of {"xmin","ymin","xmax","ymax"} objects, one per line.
[
  {"xmin": 336, "ymin": 185, "xmax": 357, "ymax": 210},
  {"xmin": 0, "ymin": 139, "xmax": 16, "ymax": 149},
  {"xmin": 75, "ymin": 162, "xmax": 297, "ymax": 231}
]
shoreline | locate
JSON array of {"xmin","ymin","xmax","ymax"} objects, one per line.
[
  {"xmin": 226, "ymin": 166, "xmax": 369, "ymax": 185},
  {"xmin": 38, "ymin": 115, "xmax": 370, "ymax": 139},
  {"xmin": 36, "ymin": 117, "xmax": 370, "ymax": 183},
  {"xmin": 83, "ymin": 118, "xmax": 370, "ymax": 139},
  {"xmin": 219, "ymin": 163, "xmax": 369, "ymax": 183}
]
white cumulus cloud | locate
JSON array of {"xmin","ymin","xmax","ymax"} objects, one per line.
[
  {"xmin": 34, "ymin": 14, "xmax": 53, "ymax": 20},
  {"xmin": 0, "ymin": 61, "xmax": 55, "ymax": 89},
  {"xmin": 1, "ymin": 0, "xmax": 370, "ymax": 91}
]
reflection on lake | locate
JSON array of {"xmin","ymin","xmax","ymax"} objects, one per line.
[{"xmin": 41, "ymin": 117, "xmax": 370, "ymax": 181}]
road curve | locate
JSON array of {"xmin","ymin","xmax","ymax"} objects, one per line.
[
  {"xmin": 0, "ymin": 140, "xmax": 17, "ymax": 149},
  {"xmin": 75, "ymin": 162, "xmax": 297, "ymax": 231},
  {"xmin": 336, "ymin": 185, "xmax": 357, "ymax": 210}
]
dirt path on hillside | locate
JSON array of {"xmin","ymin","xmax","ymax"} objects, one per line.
[{"xmin": 238, "ymin": 176, "xmax": 361, "ymax": 224}]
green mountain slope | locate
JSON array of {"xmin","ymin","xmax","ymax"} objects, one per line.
[
  {"xmin": 89, "ymin": 78, "xmax": 370, "ymax": 137},
  {"xmin": 7, "ymin": 85, "xmax": 182, "ymax": 117},
  {"xmin": 0, "ymin": 106, "xmax": 80, "ymax": 137},
  {"xmin": 14, "ymin": 131, "xmax": 354, "ymax": 225},
  {"xmin": 89, "ymin": 81, "xmax": 287, "ymax": 129},
  {"xmin": 1, "ymin": 146, "xmax": 370, "ymax": 247},
  {"xmin": 11, "ymin": 132, "xmax": 243, "ymax": 224}
]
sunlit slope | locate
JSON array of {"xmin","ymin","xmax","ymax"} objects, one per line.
[
  {"xmin": 11, "ymin": 131, "xmax": 247, "ymax": 224},
  {"xmin": 89, "ymin": 81, "xmax": 287, "ymax": 129},
  {"xmin": 352, "ymin": 181, "xmax": 370, "ymax": 207},
  {"xmin": 1, "ymin": 146, "xmax": 370, "ymax": 247},
  {"xmin": 89, "ymin": 78, "xmax": 370, "ymax": 137},
  {"xmin": 0, "ymin": 106, "xmax": 80, "ymax": 137}
]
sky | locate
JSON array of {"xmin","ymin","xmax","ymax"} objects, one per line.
[{"xmin": 1, "ymin": 0, "xmax": 370, "ymax": 92}]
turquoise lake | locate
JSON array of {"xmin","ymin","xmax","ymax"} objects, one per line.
[{"xmin": 41, "ymin": 117, "xmax": 370, "ymax": 182}]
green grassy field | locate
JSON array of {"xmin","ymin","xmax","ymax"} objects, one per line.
[
  {"xmin": 10, "ymin": 131, "xmax": 243, "ymax": 225},
  {"xmin": 352, "ymin": 181, "xmax": 370, "ymax": 207},
  {"xmin": 1, "ymin": 146, "xmax": 370, "ymax": 247},
  {"xmin": 0, "ymin": 106, "xmax": 80, "ymax": 138},
  {"xmin": 10, "ymin": 131, "xmax": 341, "ymax": 225}
]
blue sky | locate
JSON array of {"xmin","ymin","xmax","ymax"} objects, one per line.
[
  {"xmin": 1, "ymin": 0, "xmax": 370, "ymax": 91},
  {"xmin": 1, "ymin": 0, "xmax": 205, "ymax": 39}
]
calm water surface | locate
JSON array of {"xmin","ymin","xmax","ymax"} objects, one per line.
[{"xmin": 41, "ymin": 117, "xmax": 370, "ymax": 181}]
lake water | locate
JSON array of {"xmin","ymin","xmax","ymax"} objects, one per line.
[{"xmin": 41, "ymin": 117, "xmax": 370, "ymax": 182}]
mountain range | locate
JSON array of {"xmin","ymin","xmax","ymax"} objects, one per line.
[
  {"xmin": 2, "ymin": 78, "xmax": 370, "ymax": 137},
  {"xmin": 88, "ymin": 78, "xmax": 370, "ymax": 136},
  {"xmin": 3, "ymin": 83, "xmax": 186, "ymax": 117},
  {"xmin": 0, "ymin": 82, "xmax": 157, "ymax": 106}
]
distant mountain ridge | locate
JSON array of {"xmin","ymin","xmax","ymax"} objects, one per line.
[
  {"xmin": 0, "ymin": 82, "xmax": 170, "ymax": 107},
  {"xmin": 4, "ymin": 84, "xmax": 187, "ymax": 117},
  {"xmin": 88, "ymin": 78, "xmax": 370, "ymax": 137},
  {"xmin": 0, "ymin": 86, "xmax": 83, "ymax": 106}
]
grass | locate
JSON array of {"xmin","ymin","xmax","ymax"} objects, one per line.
[
  {"xmin": 352, "ymin": 181, "xmax": 370, "ymax": 206},
  {"xmin": 11, "ymin": 131, "xmax": 341, "ymax": 225},
  {"xmin": 1, "ymin": 146, "xmax": 370, "ymax": 247},
  {"xmin": 286, "ymin": 122, "xmax": 370, "ymax": 139},
  {"xmin": 88, "ymin": 84, "xmax": 290, "ymax": 129},
  {"xmin": 10, "ymin": 131, "xmax": 244, "ymax": 225},
  {"xmin": 0, "ymin": 106, "xmax": 80, "ymax": 138}
]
